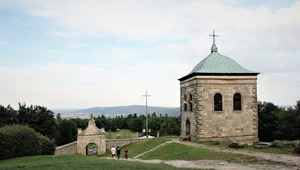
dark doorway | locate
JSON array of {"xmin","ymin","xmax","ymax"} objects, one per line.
[
  {"xmin": 86, "ymin": 143, "xmax": 98, "ymax": 156},
  {"xmin": 186, "ymin": 119, "xmax": 191, "ymax": 136}
]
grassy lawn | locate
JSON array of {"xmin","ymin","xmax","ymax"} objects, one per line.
[
  {"xmin": 100, "ymin": 137, "xmax": 167, "ymax": 158},
  {"xmin": 106, "ymin": 129, "xmax": 143, "ymax": 139},
  {"xmin": 0, "ymin": 154, "xmax": 202, "ymax": 170},
  {"xmin": 200, "ymin": 141, "xmax": 295, "ymax": 155},
  {"xmin": 140, "ymin": 142, "xmax": 282, "ymax": 165}
]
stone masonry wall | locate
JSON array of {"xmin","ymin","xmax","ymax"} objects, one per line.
[
  {"xmin": 180, "ymin": 75, "xmax": 258, "ymax": 144},
  {"xmin": 55, "ymin": 138, "xmax": 150, "ymax": 155},
  {"xmin": 55, "ymin": 141, "xmax": 77, "ymax": 156},
  {"xmin": 180, "ymin": 79, "xmax": 198, "ymax": 141},
  {"xmin": 105, "ymin": 138, "xmax": 149, "ymax": 150}
]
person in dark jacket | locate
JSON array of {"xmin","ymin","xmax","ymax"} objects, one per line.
[{"xmin": 116, "ymin": 146, "xmax": 121, "ymax": 159}]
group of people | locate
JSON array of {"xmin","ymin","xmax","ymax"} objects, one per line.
[{"xmin": 110, "ymin": 146, "xmax": 128, "ymax": 159}]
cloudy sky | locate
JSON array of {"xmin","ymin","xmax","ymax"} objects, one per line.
[{"xmin": 0, "ymin": 0, "xmax": 299, "ymax": 109}]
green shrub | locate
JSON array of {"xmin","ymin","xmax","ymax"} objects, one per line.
[
  {"xmin": 38, "ymin": 134, "xmax": 55, "ymax": 155},
  {"xmin": 0, "ymin": 125, "xmax": 54, "ymax": 160}
]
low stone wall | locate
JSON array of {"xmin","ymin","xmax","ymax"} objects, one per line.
[
  {"xmin": 106, "ymin": 138, "xmax": 149, "ymax": 150},
  {"xmin": 54, "ymin": 138, "xmax": 150, "ymax": 155},
  {"xmin": 197, "ymin": 134, "xmax": 257, "ymax": 145},
  {"xmin": 55, "ymin": 141, "xmax": 77, "ymax": 156}
]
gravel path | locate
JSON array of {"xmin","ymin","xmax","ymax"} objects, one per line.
[{"xmin": 104, "ymin": 157, "xmax": 299, "ymax": 170}]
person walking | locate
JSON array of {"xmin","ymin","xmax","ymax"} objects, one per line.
[
  {"xmin": 116, "ymin": 146, "xmax": 121, "ymax": 159},
  {"xmin": 111, "ymin": 146, "xmax": 116, "ymax": 159},
  {"xmin": 124, "ymin": 148, "xmax": 128, "ymax": 159}
]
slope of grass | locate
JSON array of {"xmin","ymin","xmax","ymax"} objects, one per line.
[
  {"xmin": 140, "ymin": 142, "xmax": 282, "ymax": 165},
  {"xmin": 243, "ymin": 146, "xmax": 295, "ymax": 155},
  {"xmin": 101, "ymin": 137, "xmax": 167, "ymax": 158},
  {"xmin": 0, "ymin": 154, "xmax": 201, "ymax": 170},
  {"xmin": 106, "ymin": 129, "xmax": 142, "ymax": 139},
  {"xmin": 199, "ymin": 142, "xmax": 295, "ymax": 155}
]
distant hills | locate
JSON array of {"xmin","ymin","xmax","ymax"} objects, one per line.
[
  {"xmin": 51, "ymin": 105, "xmax": 180, "ymax": 118},
  {"xmin": 51, "ymin": 104, "xmax": 295, "ymax": 119}
]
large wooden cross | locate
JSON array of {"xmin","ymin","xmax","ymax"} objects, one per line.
[{"xmin": 142, "ymin": 91, "xmax": 151, "ymax": 138}]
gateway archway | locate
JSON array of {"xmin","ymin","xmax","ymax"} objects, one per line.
[{"xmin": 77, "ymin": 117, "xmax": 106, "ymax": 155}]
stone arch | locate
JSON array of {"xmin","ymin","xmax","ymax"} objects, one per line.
[
  {"xmin": 77, "ymin": 118, "xmax": 106, "ymax": 155},
  {"xmin": 186, "ymin": 119, "xmax": 191, "ymax": 136},
  {"xmin": 86, "ymin": 143, "xmax": 98, "ymax": 156},
  {"xmin": 233, "ymin": 93, "xmax": 242, "ymax": 111},
  {"xmin": 214, "ymin": 93, "xmax": 223, "ymax": 111}
]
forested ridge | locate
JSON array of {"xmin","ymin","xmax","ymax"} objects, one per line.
[
  {"xmin": 1, "ymin": 100, "xmax": 300, "ymax": 147},
  {"xmin": 0, "ymin": 103, "xmax": 180, "ymax": 146}
]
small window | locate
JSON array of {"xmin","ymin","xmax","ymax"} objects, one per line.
[
  {"xmin": 184, "ymin": 95, "xmax": 187, "ymax": 111},
  {"xmin": 186, "ymin": 119, "xmax": 190, "ymax": 135},
  {"xmin": 214, "ymin": 93, "xmax": 222, "ymax": 111},
  {"xmin": 189, "ymin": 94, "xmax": 193, "ymax": 111},
  {"xmin": 234, "ymin": 93, "xmax": 242, "ymax": 111}
]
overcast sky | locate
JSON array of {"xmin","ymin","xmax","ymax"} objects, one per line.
[{"xmin": 0, "ymin": 0, "xmax": 299, "ymax": 109}]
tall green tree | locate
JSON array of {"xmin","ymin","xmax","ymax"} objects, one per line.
[
  {"xmin": 273, "ymin": 100, "xmax": 300, "ymax": 140},
  {"xmin": 18, "ymin": 103, "xmax": 59, "ymax": 140},
  {"xmin": 258, "ymin": 101, "xmax": 281, "ymax": 141},
  {"xmin": 57, "ymin": 119, "xmax": 77, "ymax": 145},
  {"xmin": 0, "ymin": 105, "xmax": 18, "ymax": 127},
  {"xmin": 160, "ymin": 117, "xmax": 180, "ymax": 136},
  {"xmin": 148, "ymin": 116, "xmax": 162, "ymax": 136},
  {"xmin": 70, "ymin": 118, "xmax": 88, "ymax": 129}
]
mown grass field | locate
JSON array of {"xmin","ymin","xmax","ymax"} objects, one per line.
[
  {"xmin": 200, "ymin": 141, "xmax": 295, "ymax": 155},
  {"xmin": 101, "ymin": 137, "xmax": 167, "ymax": 158},
  {"xmin": 105, "ymin": 129, "xmax": 143, "ymax": 139},
  {"xmin": 140, "ymin": 142, "xmax": 284, "ymax": 165},
  {"xmin": 0, "ymin": 154, "xmax": 201, "ymax": 170},
  {"xmin": 101, "ymin": 137, "xmax": 287, "ymax": 165},
  {"xmin": 1, "ymin": 137, "xmax": 296, "ymax": 170}
]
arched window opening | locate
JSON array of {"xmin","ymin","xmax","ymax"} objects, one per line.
[
  {"xmin": 184, "ymin": 95, "xmax": 187, "ymax": 111},
  {"xmin": 186, "ymin": 119, "xmax": 190, "ymax": 135},
  {"xmin": 189, "ymin": 94, "xmax": 193, "ymax": 111},
  {"xmin": 214, "ymin": 93, "xmax": 222, "ymax": 111},
  {"xmin": 234, "ymin": 93, "xmax": 242, "ymax": 111}
]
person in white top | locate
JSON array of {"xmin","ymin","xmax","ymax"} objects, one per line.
[{"xmin": 111, "ymin": 146, "xmax": 116, "ymax": 159}]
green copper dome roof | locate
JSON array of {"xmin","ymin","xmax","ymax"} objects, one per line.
[{"xmin": 179, "ymin": 43, "xmax": 259, "ymax": 81}]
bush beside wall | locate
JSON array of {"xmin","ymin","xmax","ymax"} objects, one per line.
[{"xmin": 0, "ymin": 125, "xmax": 55, "ymax": 160}]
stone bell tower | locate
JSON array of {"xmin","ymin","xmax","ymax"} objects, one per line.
[{"xmin": 179, "ymin": 31, "xmax": 259, "ymax": 144}]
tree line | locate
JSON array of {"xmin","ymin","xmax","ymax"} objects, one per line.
[
  {"xmin": 0, "ymin": 103, "xmax": 180, "ymax": 146},
  {"xmin": 1, "ymin": 100, "xmax": 300, "ymax": 146},
  {"xmin": 258, "ymin": 100, "xmax": 300, "ymax": 141}
]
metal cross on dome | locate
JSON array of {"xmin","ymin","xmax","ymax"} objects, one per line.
[{"xmin": 209, "ymin": 30, "xmax": 219, "ymax": 44}]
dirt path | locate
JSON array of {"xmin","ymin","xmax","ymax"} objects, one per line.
[
  {"xmin": 171, "ymin": 139, "xmax": 300, "ymax": 167},
  {"xmin": 103, "ymin": 157, "xmax": 299, "ymax": 170}
]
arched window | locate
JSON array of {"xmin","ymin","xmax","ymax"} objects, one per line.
[
  {"xmin": 186, "ymin": 119, "xmax": 190, "ymax": 135},
  {"xmin": 234, "ymin": 93, "xmax": 242, "ymax": 111},
  {"xmin": 189, "ymin": 94, "xmax": 193, "ymax": 111},
  {"xmin": 184, "ymin": 95, "xmax": 187, "ymax": 111},
  {"xmin": 214, "ymin": 93, "xmax": 222, "ymax": 111}
]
